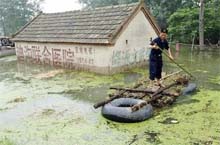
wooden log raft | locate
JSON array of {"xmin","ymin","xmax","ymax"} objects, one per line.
[
  {"xmin": 131, "ymin": 77, "xmax": 189, "ymax": 112},
  {"xmin": 93, "ymin": 72, "xmax": 185, "ymax": 109},
  {"xmin": 93, "ymin": 78, "xmax": 146, "ymax": 109}
]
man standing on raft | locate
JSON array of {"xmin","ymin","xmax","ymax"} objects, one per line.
[{"xmin": 149, "ymin": 29, "xmax": 174, "ymax": 87}]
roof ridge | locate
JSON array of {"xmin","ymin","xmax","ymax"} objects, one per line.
[
  {"xmin": 12, "ymin": 12, "xmax": 43, "ymax": 38},
  {"xmin": 93, "ymin": 2, "xmax": 139, "ymax": 10},
  {"xmin": 43, "ymin": 2, "xmax": 139, "ymax": 15}
]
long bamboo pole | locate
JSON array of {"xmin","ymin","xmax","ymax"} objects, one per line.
[{"xmin": 160, "ymin": 48, "xmax": 194, "ymax": 78}]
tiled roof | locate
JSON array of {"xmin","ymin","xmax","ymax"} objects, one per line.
[{"xmin": 13, "ymin": 2, "xmax": 159, "ymax": 45}]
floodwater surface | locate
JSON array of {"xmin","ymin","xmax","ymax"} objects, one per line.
[{"xmin": 0, "ymin": 47, "xmax": 220, "ymax": 145}]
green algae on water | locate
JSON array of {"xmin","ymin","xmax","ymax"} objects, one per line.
[
  {"xmin": 1, "ymin": 89, "xmax": 219, "ymax": 145},
  {"xmin": 0, "ymin": 138, "xmax": 14, "ymax": 145},
  {"xmin": 208, "ymin": 75, "xmax": 220, "ymax": 85}
]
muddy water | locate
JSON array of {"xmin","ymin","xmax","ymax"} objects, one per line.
[{"xmin": 0, "ymin": 48, "xmax": 220, "ymax": 145}]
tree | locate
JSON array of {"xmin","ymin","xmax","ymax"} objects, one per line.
[
  {"xmin": 168, "ymin": 2, "xmax": 220, "ymax": 44},
  {"xmin": 204, "ymin": 0, "xmax": 220, "ymax": 44},
  {"xmin": 144, "ymin": 0, "xmax": 201, "ymax": 28},
  {"xmin": 199, "ymin": 0, "xmax": 205, "ymax": 48},
  {"xmin": 0, "ymin": 0, "xmax": 44, "ymax": 36},
  {"xmin": 168, "ymin": 8, "xmax": 199, "ymax": 43},
  {"xmin": 79, "ymin": 0, "xmax": 138, "ymax": 8}
]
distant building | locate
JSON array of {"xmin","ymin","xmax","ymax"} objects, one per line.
[{"xmin": 13, "ymin": 2, "xmax": 159, "ymax": 74}]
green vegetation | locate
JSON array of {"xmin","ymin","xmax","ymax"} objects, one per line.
[
  {"xmin": 0, "ymin": 138, "xmax": 14, "ymax": 145},
  {"xmin": 208, "ymin": 75, "xmax": 220, "ymax": 85},
  {"xmin": 79, "ymin": 0, "xmax": 139, "ymax": 8},
  {"xmin": 1, "ymin": 89, "xmax": 220, "ymax": 145},
  {"xmin": 0, "ymin": 0, "xmax": 43, "ymax": 36},
  {"xmin": 169, "ymin": 2, "xmax": 220, "ymax": 44}
]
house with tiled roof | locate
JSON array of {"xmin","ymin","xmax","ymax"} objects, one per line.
[{"xmin": 13, "ymin": 2, "xmax": 160, "ymax": 74}]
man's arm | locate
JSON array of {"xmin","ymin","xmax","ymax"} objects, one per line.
[{"xmin": 167, "ymin": 48, "xmax": 174, "ymax": 60}]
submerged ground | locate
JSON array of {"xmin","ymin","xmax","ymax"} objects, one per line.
[{"xmin": 0, "ymin": 48, "xmax": 220, "ymax": 145}]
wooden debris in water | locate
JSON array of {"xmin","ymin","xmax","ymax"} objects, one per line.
[
  {"xmin": 94, "ymin": 71, "xmax": 189, "ymax": 110},
  {"xmin": 7, "ymin": 96, "xmax": 26, "ymax": 104},
  {"xmin": 110, "ymin": 87, "xmax": 179, "ymax": 97},
  {"xmin": 34, "ymin": 69, "xmax": 64, "ymax": 79}
]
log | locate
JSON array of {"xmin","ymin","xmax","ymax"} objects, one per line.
[
  {"xmin": 108, "ymin": 79, "xmax": 145, "ymax": 99},
  {"xmin": 162, "ymin": 70, "xmax": 182, "ymax": 80},
  {"xmin": 131, "ymin": 77, "xmax": 188, "ymax": 112},
  {"xmin": 151, "ymin": 82, "xmax": 178, "ymax": 98},
  {"xmin": 150, "ymin": 77, "xmax": 189, "ymax": 98},
  {"xmin": 93, "ymin": 79, "xmax": 145, "ymax": 109},
  {"xmin": 93, "ymin": 96, "xmax": 118, "ymax": 109},
  {"xmin": 131, "ymin": 94, "xmax": 163, "ymax": 112},
  {"xmin": 109, "ymin": 87, "xmax": 179, "ymax": 97}
]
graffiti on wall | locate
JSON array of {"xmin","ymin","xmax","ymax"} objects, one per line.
[
  {"xmin": 16, "ymin": 44, "xmax": 95, "ymax": 68},
  {"xmin": 16, "ymin": 45, "xmax": 24, "ymax": 61},
  {"xmin": 31, "ymin": 45, "xmax": 41, "ymax": 63},
  {"xmin": 52, "ymin": 48, "xmax": 62, "ymax": 67},
  {"xmin": 112, "ymin": 47, "xmax": 150, "ymax": 66},
  {"xmin": 62, "ymin": 48, "xmax": 75, "ymax": 68},
  {"xmin": 42, "ymin": 46, "xmax": 52, "ymax": 65}
]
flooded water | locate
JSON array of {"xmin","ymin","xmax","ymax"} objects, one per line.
[{"xmin": 0, "ymin": 47, "xmax": 220, "ymax": 145}]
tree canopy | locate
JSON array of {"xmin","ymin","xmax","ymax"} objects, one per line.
[
  {"xmin": 168, "ymin": 0, "xmax": 220, "ymax": 44},
  {"xmin": 0, "ymin": 0, "xmax": 43, "ymax": 36},
  {"xmin": 79, "ymin": 0, "xmax": 136, "ymax": 8}
]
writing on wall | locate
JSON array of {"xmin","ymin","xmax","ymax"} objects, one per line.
[
  {"xmin": 112, "ymin": 47, "xmax": 150, "ymax": 66},
  {"xmin": 16, "ymin": 44, "xmax": 95, "ymax": 68},
  {"xmin": 16, "ymin": 45, "xmax": 24, "ymax": 61}
]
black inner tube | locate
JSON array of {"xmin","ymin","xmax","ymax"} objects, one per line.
[
  {"xmin": 102, "ymin": 98, "xmax": 153, "ymax": 123},
  {"xmin": 118, "ymin": 104, "xmax": 134, "ymax": 107}
]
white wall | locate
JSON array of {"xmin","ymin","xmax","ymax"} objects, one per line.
[{"xmin": 111, "ymin": 10, "xmax": 158, "ymax": 67}]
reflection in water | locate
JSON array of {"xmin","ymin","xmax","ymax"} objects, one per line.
[
  {"xmin": 174, "ymin": 50, "xmax": 179, "ymax": 59},
  {"xmin": 0, "ymin": 56, "xmax": 144, "ymax": 104},
  {"xmin": 164, "ymin": 47, "xmax": 220, "ymax": 90}
]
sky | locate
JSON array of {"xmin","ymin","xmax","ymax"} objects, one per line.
[{"xmin": 41, "ymin": 0, "xmax": 83, "ymax": 13}]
